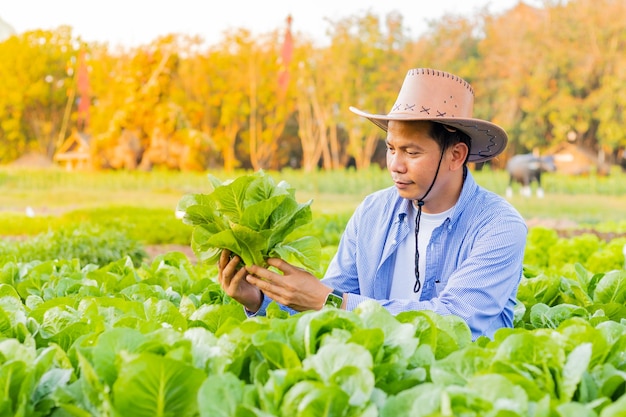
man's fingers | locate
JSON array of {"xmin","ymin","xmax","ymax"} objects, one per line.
[
  {"xmin": 218, "ymin": 250, "xmax": 243, "ymax": 288},
  {"xmin": 266, "ymin": 257, "xmax": 293, "ymax": 272},
  {"xmin": 218, "ymin": 249, "xmax": 231, "ymax": 269},
  {"xmin": 246, "ymin": 274, "xmax": 277, "ymax": 298},
  {"xmin": 229, "ymin": 267, "xmax": 248, "ymax": 286},
  {"xmin": 245, "ymin": 273, "xmax": 262, "ymax": 287},
  {"xmin": 245, "ymin": 263, "xmax": 269, "ymax": 279}
]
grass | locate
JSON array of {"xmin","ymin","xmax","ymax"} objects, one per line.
[
  {"xmin": 1, "ymin": 166, "xmax": 626, "ymax": 243},
  {"xmin": 507, "ymin": 193, "xmax": 626, "ymax": 225},
  {"xmin": 0, "ymin": 167, "xmax": 391, "ymax": 215}
]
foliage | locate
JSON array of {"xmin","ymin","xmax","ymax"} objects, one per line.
[
  {"xmin": 524, "ymin": 227, "xmax": 626, "ymax": 272},
  {"xmin": 178, "ymin": 170, "xmax": 321, "ymax": 272},
  {"xmin": 64, "ymin": 206, "xmax": 193, "ymax": 245},
  {"xmin": 0, "ymin": 224, "xmax": 625, "ymax": 414},
  {"xmin": 3, "ymin": 154, "xmax": 626, "ymax": 414},
  {"xmin": 0, "ymin": 27, "xmax": 78, "ymax": 161},
  {"xmin": 0, "ymin": 207, "xmax": 192, "ymax": 245},
  {"xmin": 0, "ymin": 226, "xmax": 147, "ymax": 267},
  {"xmin": 294, "ymin": 212, "xmax": 351, "ymax": 247},
  {"xmin": 586, "ymin": 238, "xmax": 626, "ymax": 273},
  {"xmin": 524, "ymin": 226, "xmax": 560, "ymax": 268},
  {"xmin": 2, "ymin": 165, "xmax": 626, "ymax": 416},
  {"xmin": 516, "ymin": 264, "xmax": 626, "ymax": 329},
  {"xmin": 2, "ymin": 0, "xmax": 626, "ymax": 169}
]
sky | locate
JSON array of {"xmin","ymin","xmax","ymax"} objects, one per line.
[{"xmin": 1, "ymin": 0, "xmax": 540, "ymax": 48}]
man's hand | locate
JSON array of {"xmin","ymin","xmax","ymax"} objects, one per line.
[
  {"xmin": 245, "ymin": 258, "xmax": 333, "ymax": 312},
  {"xmin": 217, "ymin": 250, "xmax": 263, "ymax": 313}
]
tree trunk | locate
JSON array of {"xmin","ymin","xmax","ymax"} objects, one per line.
[{"xmin": 222, "ymin": 124, "xmax": 239, "ymax": 172}]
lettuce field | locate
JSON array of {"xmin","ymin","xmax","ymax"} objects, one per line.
[{"xmin": 1, "ymin": 167, "xmax": 626, "ymax": 416}]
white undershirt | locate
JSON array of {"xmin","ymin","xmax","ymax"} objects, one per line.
[{"xmin": 389, "ymin": 203, "xmax": 454, "ymax": 300}]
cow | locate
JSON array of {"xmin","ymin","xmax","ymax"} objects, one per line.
[{"xmin": 505, "ymin": 153, "xmax": 557, "ymax": 198}]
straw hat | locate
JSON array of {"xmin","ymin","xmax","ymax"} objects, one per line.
[{"xmin": 349, "ymin": 68, "xmax": 508, "ymax": 163}]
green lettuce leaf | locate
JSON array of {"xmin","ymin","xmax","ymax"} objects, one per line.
[
  {"xmin": 112, "ymin": 352, "xmax": 206, "ymax": 417},
  {"xmin": 179, "ymin": 170, "xmax": 321, "ymax": 273}
]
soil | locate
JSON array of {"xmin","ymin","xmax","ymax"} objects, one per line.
[{"xmin": 526, "ymin": 218, "xmax": 626, "ymax": 241}]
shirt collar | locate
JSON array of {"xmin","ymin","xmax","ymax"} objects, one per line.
[{"xmin": 448, "ymin": 168, "xmax": 478, "ymax": 227}]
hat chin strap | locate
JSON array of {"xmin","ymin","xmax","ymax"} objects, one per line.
[{"xmin": 413, "ymin": 148, "xmax": 445, "ymax": 293}]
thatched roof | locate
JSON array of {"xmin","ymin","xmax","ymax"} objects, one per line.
[{"xmin": 9, "ymin": 152, "xmax": 54, "ymax": 168}]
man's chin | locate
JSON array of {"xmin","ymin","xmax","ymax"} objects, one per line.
[{"xmin": 395, "ymin": 188, "xmax": 419, "ymax": 201}]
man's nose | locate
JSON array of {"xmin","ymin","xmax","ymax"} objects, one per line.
[{"xmin": 388, "ymin": 154, "xmax": 406, "ymax": 172}]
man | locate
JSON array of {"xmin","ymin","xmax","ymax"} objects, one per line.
[{"xmin": 218, "ymin": 68, "xmax": 527, "ymax": 339}]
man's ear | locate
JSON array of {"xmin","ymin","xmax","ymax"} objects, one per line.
[{"xmin": 449, "ymin": 142, "xmax": 469, "ymax": 170}]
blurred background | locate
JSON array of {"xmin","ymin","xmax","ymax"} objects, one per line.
[{"xmin": 1, "ymin": 0, "xmax": 624, "ymax": 174}]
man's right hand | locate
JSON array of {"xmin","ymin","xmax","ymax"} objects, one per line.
[{"xmin": 217, "ymin": 249, "xmax": 263, "ymax": 313}]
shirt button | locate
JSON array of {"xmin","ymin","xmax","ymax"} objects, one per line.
[{"xmin": 392, "ymin": 239, "xmax": 397, "ymax": 244}]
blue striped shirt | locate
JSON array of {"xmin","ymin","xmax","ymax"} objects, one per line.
[{"xmin": 253, "ymin": 170, "xmax": 527, "ymax": 339}]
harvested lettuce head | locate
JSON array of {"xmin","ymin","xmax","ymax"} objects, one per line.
[{"xmin": 177, "ymin": 170, "xmax": 321, "ymax": 274}]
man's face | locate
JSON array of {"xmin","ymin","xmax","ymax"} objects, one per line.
[{"xmin": 385, "ymin": 120, "xmax": 444, "ymax": 201}]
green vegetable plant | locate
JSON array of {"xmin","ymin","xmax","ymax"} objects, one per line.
[{"xmin": 177, "ymin": 170, "xmax": 322, "ymax": 274}]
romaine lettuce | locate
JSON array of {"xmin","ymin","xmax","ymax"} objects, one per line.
[{"xmin": 177, "ymin": 171, "xmax": 321, "ymax": 273}]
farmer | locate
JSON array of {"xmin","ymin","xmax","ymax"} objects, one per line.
[{"xmin": 218, "ymin": 68, "xmax": 527, "ymax": 339}]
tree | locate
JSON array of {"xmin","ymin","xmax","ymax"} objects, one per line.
[
  {"xmin": 88, "ymin": 39, "xmax": 180, "ymax": 168},
  {"xmin": 568, "ymin": 0, "xmax": 626, "ymax": 155},
  {"xmin": 328, "ymin": 11, "xmax": 409, "ymax": 170},
  {"xmin": 294, "ymin": 39, "xmax": 342, "ymax": 171},
  {"xmin": 477, "ymin": 3, "xmax": 551, "ymax": 155},
  {"xmin": 0, "ymin": 27, "xmax": 77, "ymax": 162},
  {"xmin": 242, "ymin": 28, "xmax": 296, "ymax": 171},
  {"xmin": 2, "ymin": 3, "xmax": 626, "ymax": 170}
]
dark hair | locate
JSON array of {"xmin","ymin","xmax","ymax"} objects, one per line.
[{"xmin": 429, "ymin": 122, "xmax": 472, "ymax": 164}]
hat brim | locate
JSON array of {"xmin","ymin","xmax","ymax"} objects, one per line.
[{"xmin": 350, "ymin": 106, "xmax": 507, "ymax": 163}]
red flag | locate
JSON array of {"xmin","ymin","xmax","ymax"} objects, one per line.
[
  {"xmin": 278, "ymin": 15, "xmax": 293, "ymax": 92},
  {"xmin": 76, "ymin": 50, "xmax": 90, "ymax": 129}
]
